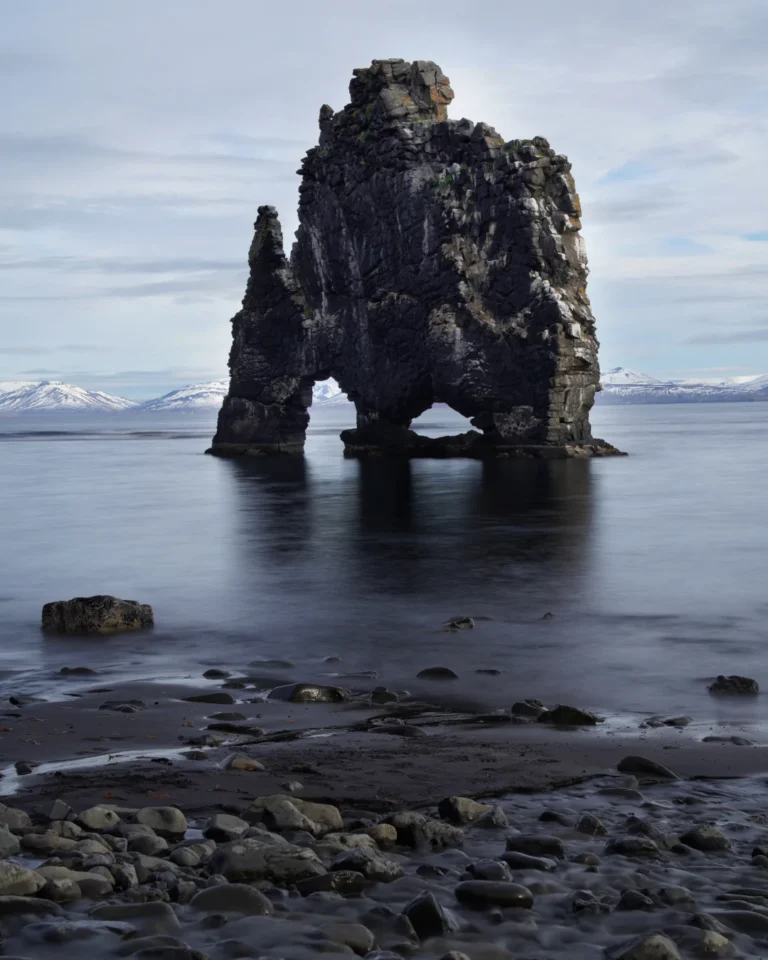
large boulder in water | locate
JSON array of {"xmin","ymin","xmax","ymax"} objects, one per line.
[
  {"xmin": 42, "ymin": 595, "xmax": 154, "ymax": 634},
  {"xmin": 707, "ymin": 675, "xmax": 759, "ymax": 696}
]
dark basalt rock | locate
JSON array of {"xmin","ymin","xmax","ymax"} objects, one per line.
[
  {"xmin": 268, "ymin": 683, "xmax": 350, "ymax": 703},
  {"xmin": 537, "ymin": 704, "xmax": 600, "ymax": 726},
  {"xmin": 404, "ymin": 891, "xmax": 457, "ymax": 940},
  {"xmin": 455, "ymin": 880, "xmax": 534, "ymax": 909},
  {"xmin": 208, "ymin": 58, "xmax": 620, "ymax": 460},
  {"xmin": 42, "ymin": 595, "xmax": 153, "ymax": 634},
  {"xmin": 616, "ymin": 756, "xmax": 680, "ymax": 780},
  {"xmin": 416, "ymin": 666, "xmax": 459, "ymax": 681},
  {"xmin": 707, "ymin": 674, "xmax": 759, "ymax": 695}
]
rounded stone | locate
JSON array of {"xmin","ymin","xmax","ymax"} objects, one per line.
[
  {"xmin": 0, "ymin": 827, "xmax": 21, "ymax": 858},
  {"xmin": 320, "ymin": 922, "xmax": 375, "ymax": 955},
  {"xmin": 455, "ymin": 880, "xmax": 533, "ymax": 909},
  {"xmin": 0, "ymin": 862, "xmax": 46, "ymax": 896},
  {"xmin": 135, "ymin": 806, "xmax": 188, "ymax": 839},
  {"xmin": 90, "ymin": 900, "xmax": 181, "ymax": 935},
  {"xmin": 505, "ymin": 834, "xmax": 564, "ymax": 858},
  {"xmin": 77, "ymin": 805, "xmax": 121, "ymax": 831},
  {"xmin": 575, "ymin": 812, "xmax": 607, "ymax": 836},
  {"xmin": 42, "ymin": 595, "xmax": 153, "ymax": 634},
  {"xmin": 605, "ymin": 836, "xmax": 660, "ymax": 857},
  {"xmin": 204, "ymin": 813, "xmax": 250, "ymax": 842},
  {"xmin": 680, "ymin": 825, "xmax": 731, "ymax": 852},
  {"xmin": 616, "ymin": 756, "xmax": 679, "ymax": 780},
  {"xmin": 190, "ymin": 883, "xmax": 274, "ymax": 916},
  {"xmin": 416, "ymin": 666, "xmax": 458, "ymax": 680},
  {"xmin": 537, "ymin": 704, "xmax": 599, "ymax": 725},
  {"xmin": 501, "ymin": 851, "xmax": 557, "ymax": 871},
  {"xmin": 183, "ymin": 692, "xmax": 236, "ymax": 704},
  {"xmin": 606, "ymin": 934, "xmax": 682, "ymax": 960}
]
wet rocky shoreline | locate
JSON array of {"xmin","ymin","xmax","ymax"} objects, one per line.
[
  {"xmin": 2, "ymin": 656, "xmax": 768, "ymax": 958},
  {"xmin": 1, "ymin": 766, "xmax": 768, "ymax": 958}
]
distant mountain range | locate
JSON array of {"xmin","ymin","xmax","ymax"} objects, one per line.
[
  {"xmin": 1, "ymin": 370, "xmax": 767, "ymax": 412},
  {"xmin": 598, "ymin": 368, "xmax": 768, "ymax": 404},
  {"xmin": 0, "ymin": 378, "xmax": 348, "ymax": 412},
  {"xmin": 137, "ymin": 379, "xmax": 230, "ymax": 411},
  {"xmin": 0, "ymin": 380, "xmax": 135, "ymax": 411}
]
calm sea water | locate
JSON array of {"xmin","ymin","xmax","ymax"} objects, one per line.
[{"xmin": 1, "ymin": 402, "xmax": 767, "ymax": 726}]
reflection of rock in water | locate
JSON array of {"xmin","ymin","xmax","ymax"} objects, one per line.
[
  {"xmin": 227, "ymin": 458, "xmax": 311, "ymax": 564},
  {"xmin": 355, "ymin": 460, "xmax": 414, "ymax": 533},
  {"xmin": 224, "ymin": 452, "xmax": 593, "ymax": 649},
  {"xmin": 350, "ymin": 459, "xmax": 593, "ymax": 606}
]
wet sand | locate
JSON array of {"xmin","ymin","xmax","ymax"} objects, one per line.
[{"xmin": 3, "ymin": 677, "xmax": 767, "ymax": 816}]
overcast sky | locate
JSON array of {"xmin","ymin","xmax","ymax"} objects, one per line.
[{"xmin": 1, "ymin": 0, "xmax": 767, "ymax": 398}]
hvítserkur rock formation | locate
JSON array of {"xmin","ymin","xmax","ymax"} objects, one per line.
[{"xmin": 209, "ymin": 59, "xmax": 620, "ymax": 458}]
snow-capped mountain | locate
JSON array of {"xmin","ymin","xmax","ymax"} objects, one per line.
[
  {"xmin": 0, "ymin": 380, "xmax": 135, "ymax": 411},
  {"xmin": 137, "ymin": 379, "xmax": 230, "ymax": 411},
  {"xmin": 735, "ymin": 374, "xmax": 768, "ymax": 392},
  {"xmin": 312, "ymin": 379, "xmax": 347, "ymax": 405},
  {"xmin": 598, "ymin": 368, "xmax": 768, "ymax": 404},
  {"xmin": 0, "ymin": 380, "xmax": 38, "ymax": 395},
  {"xmin": 600, "ymin": 368, "xmax": 664, "ymax": 386},
  {"xmin": 137, "ymin": 378, "xmax": 349, "ymax": 410}
]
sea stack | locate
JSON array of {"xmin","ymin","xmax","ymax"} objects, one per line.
[{"xmin": 210, "ymin": 59, "xmax": 618, "ymax": 458}]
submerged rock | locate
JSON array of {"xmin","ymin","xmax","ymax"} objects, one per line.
[
  {"xmin": 42, "ymin": 595, "xmax": 153, "ymax": 634},
  {"xmin": 189, "ymin": 883, "xmax": 273, "ymax": 916},
  {"xmin": 680, "ymin": 825, "xmax": 731, "ymax": 852},
  {"xmin": 208, "ymin": 59, "xmax": 617, "ymax": 460},
  {"xmin": 606, "ymin": 934, "xmax": 681, "ymax": 960},
  {"xmin": 537, "ymin": 704, "xmax": 600, "ymax": 725},
  {"xmin": 404, "ymin": 891, "xmax": 457, "ymax": 940},
  {"xmin": 454, "ymin": 880, "xmax": 533, "ymax": 909},
  {"xmin": 505, "ymin": 834, "xmax": 565, "ymax": 858},
  {"xmin": 268, "ymin": 683, "xmax": 350, "ymax": 703},
  {"xmin": 98, "ymin": 699, "xmax": 146, "ymax": 713},
  {"xmin": 604, "ymin": 836, "xmax": 660, "ymax": 858},
  {"xmin": 183, "ymin": 692, "xmax": 236, "ymax": 705},
  {"xmin": 574, "ymin": 812, "xmax": 607, "ymax": 836},
  {"xmin": 416, "ymin": 667, "xmax": 459, "ymax": 681}
]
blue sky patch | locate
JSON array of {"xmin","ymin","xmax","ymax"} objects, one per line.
[
  {"xmin": 598, "ymin": 160, "xmax": 658, "ymax": 185},
  {"xmin": 661, "ymin": 237, "xmax": 712, "ymax": 256}
]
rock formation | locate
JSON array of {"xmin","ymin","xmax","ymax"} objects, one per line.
[{"xmin": 209, "ymin": 59, "xmax": 619, "ymax": 458}]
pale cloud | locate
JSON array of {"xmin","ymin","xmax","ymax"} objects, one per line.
[{"xmin": 1, "ymin": 0, "xmax": 767, "ymax": 394}]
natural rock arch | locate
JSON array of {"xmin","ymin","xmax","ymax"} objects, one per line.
[{"xmin": 209, "ymin": 58, "xmax": 619, "ymax": 459}]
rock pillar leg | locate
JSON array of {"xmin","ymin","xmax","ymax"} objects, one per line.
[{"xmin": 209, "ymin": 391, "xmax": 310, "ymax": 456}]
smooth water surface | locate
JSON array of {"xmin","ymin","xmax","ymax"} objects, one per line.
[{"xmin": 1, "ymin": 403, "xmax": 767, "ymax": 725}]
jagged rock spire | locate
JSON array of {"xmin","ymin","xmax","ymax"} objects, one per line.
[{"xmin": 209, "ymin": 59, "xmax": 619, "ymax": 459}]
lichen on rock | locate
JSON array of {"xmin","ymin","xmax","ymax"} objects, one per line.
[{"xmin": 209, "ymin": 58, "xmax": 619, "ymax": 459}]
